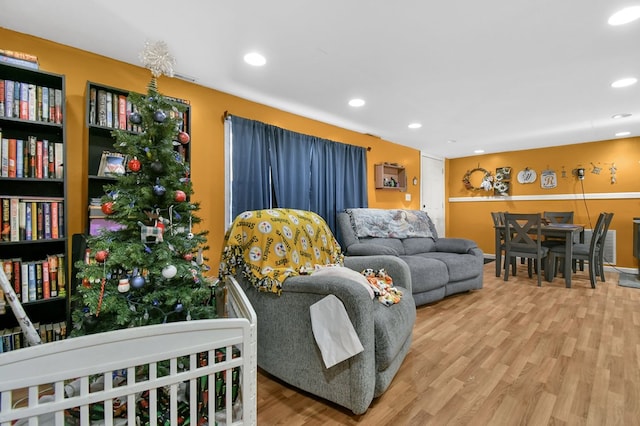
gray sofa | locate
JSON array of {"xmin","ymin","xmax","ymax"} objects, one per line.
[{"xmin": 337, "ymin": 209, "xmax": 483, "ymax": 306}]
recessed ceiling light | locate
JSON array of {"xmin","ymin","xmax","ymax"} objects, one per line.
[
  {"xmin": 608, "ymin": 6, "xmax": 640, "ymax": 26},
  {"xmin": 611, "ymin": 77, "xmax": 637, "ymax": 88},
  {"xmin": 408, "ymin": 123, "xmax": 422, "ymax": 129},
  {"xmin": 612, "ymin": 113, "xmax": 632, "ymax": 119},
  {"xmin": 447, "ymin": 139, "xmax": 457, "ymax": 143},
  {"xmin": 474, "ymin": 149, "xmax": 485, "ymax": 154},
  {"xmin": 615, "ymin": 131, "xmax": 631, "ymax": 137},
  {"xmin": 244, "ymin": 52, "xmax": 266, "ymax": 66},
  {"xmin": 348, "ymin": 98, "xmax": 365, "ymax": 107}
]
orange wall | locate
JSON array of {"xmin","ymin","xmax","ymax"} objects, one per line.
[
  {"xmin": 447, "ymin": 138, "xmax": 640, "ymax": 268},
  {"xmin": 1, "ymin": 28, "xmax": 420, "ymax": 266}
]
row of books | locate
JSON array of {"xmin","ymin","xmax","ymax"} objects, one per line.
[
  {"xmin": 0, "ymin": 49, "xmax": 39, "ymax": 70},
  {"xmin": 1, "ymin": 197, "xmax": 65, "ymax": 242},
  {"xmin": 89, "ymin": 87, "xmax": 188, "ymax": 133},
  {"xmin": 0, "ymin": 133, "xmax": 64, "ymax": 179},
  {"xmin": 0, "ymin": 321, "xmax": 67, "ymax": 353},
  {"xmin": 2, "ymin": 255, "xmax": 66, "ymax": 304},
  {"xmin": 0, "ymin": 79, "xmax": 63, "ymax": 124}
]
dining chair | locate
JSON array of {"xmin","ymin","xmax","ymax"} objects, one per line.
[
  {"xmin": 503, "ymin": 213, "xmax": 549, "ymax": 286},
  {"xmin": 491, "ymin": 211, "xmax": 507, "ymax": 277},
  {"xmin": 548, "ymin": 212, "xmax": 614, "ymax": 288},
  {"xmin": 541, "ymin": 211, "xmax": 575, "ymax": 246}
]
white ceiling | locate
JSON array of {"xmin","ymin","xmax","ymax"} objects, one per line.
[{"xmin": 2, "ymin": 0, "xmax": 639, "ymax": 158}]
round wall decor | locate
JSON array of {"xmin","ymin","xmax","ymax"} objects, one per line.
[{"xmin": 462, "ymin": 167, "xmax": 493, "ymax": 191}]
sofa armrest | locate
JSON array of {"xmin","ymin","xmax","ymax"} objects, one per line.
[
  {"xmin": 235, "ymin": 272, "xmax": 377, "ymax": 414},
  {"xmin": 434, "ymin": 237, "xmax": 479, "ymax": 254},
  {"xmin": 346, "ymin": 243, "xmax": 399, "ymax": 256},
  {"xmin": 344, "ymin": 255, "xmax": 412, "ymax": 293}
]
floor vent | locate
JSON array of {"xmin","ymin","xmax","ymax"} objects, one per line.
[{"xmin": 583, "ymin": 229, "xmax": 616, "ymax": 265}]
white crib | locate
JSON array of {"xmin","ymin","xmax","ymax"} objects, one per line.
[{"xmin": 0, "ymin": 276, "xmax": 256, "ymax": 426}]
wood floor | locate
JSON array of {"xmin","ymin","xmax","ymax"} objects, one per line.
[{"xmin": 255, "ymin": 263, "xmax": 640, "ymax": 425}]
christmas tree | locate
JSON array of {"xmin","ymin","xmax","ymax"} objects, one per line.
[{"xmin": 71, "ymin": 43, "xmax": 215, "ymax": 336}]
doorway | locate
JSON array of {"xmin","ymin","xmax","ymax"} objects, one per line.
[{"xmin": 420, "ymin": 154, "xmax": 445, "ymax": 236}]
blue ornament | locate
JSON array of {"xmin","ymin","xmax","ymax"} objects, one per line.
[
  {"xmin": 132, "ymin": 275, "xmax": 145, "ymax": 288},
  {"xmin": 129, "ymin": 111, "xmax": 142, "ymax": 124},
  {"xmin": 152, "ymin": 299, "xmax": 160, "ymax": 306},
  {"xmin": 153, "ymin": 110, "xmax": 167, "ymax": 123},
  {"xmin": 153, "ymin": 184, "xmax": 166, "ymax": 196},
  {"xmin": 175, "ymin": 303, "xmax": 183, "ymax": 313}
]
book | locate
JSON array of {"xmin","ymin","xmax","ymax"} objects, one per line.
[
  {"xmin": 23, "ymin": 136, "xmax": 30, "ymax": 178},
  {"xmin": 0, "ymin": 49, "xmax": 39, "ymax": 63},
  {"xmin": 0, "ymin": 79, "xmax": 4, "ymax": 116},
  {"xmin": 28, "ymin": 135, "xmax": 36, "ymax": 178},
  {"xmin": 25, "ymin": 201, "xmax": 32, "ymax": 240},
  {"xmin": 28, "ymin": 84, "xmax": 36, "ymax": 121},
  {"xmin": 47, "ymin": 141, "xmax": 54, "ymax": 177},
  {"xmin": 54, "ymin": 142, "xmax": 63, "ymax": 178},
  {"xmin": 19, "ymin": 82, "xmax": 28, "ymax": 119},
  {"xmin": 112, "ymin": 93, "xmax": 118, "ymax": 129},
  {"xmin": 0, "ymin": 137, "xmax": 7, "ymax": 177},
  {"xmin": 35, "ymin": 139, "xmax": 43, "ymax": 178},
  {"xmin": 36, "ymin": 202, "xmax": 43, "ymax": 239},
  {"xmin": 30, "ymin": 201, "xmax": 37, "ymax": 240},
  {"xmin": 27, "ymin": 261, "xmax": 36, "ymax": 301},
  {"xmin": 47, "ymin": 254, "xmax": 58, "ymax": 297},
  {"xmin": 1, "ymin": 197, "xmax": 11, "ymax": 241},
  {"xmin": 42, "ymin": 259, "xmax": 50, "ymax": 299},
  {"xmin": 57, "ymin": 201, "xmax": 64, "ymax": 237},
  {"xmin": 13, "ymin": 82, "xmax": 19, "ymax": 117},
  {"xmin": 118, "ymin": 94, "xmax": 127, "ymax": 130},
  {"xmin": 35, "ymin": 260, "xmax": 43, "ymax": 299},
  {"xmin": 12, "ymin": 258, "xmax": 21, "ymax": 299},
  {"xmin": 48, "ymin": 88, "xmax": 55, "ymax": 123},
  {"xmin": 9, "ymin": 197, "xmax": 19, "ymax": 241},
  {"xmin": 97, "ymin": 89, "xmax": 107, "ymax": 126},
  {"xmin": 4, "ymin": 80, "xmax": 14, "ymax": 118},
  {"xmin": 18, "ymin": 200, "xmax": 26, "ymax": 240},
  {"xmin": 57, "ymin": 253, "xmax": 66, "ymax": 297},
  {"xmin": 36, "ymin": 85, "xmax": 42, "ymax": 121},
  {"xmin": 15, "ymin": 139, "xmax": 23, "ymax": 178},
  {"xmin": 1, "ymin": 198, "xmax": 9, "ymax": 241},
  {"xmin": 43, "ymin": 201, "xmax": 51, "ymax": 239},
  {"xmin": 21, "ymin": 261, "xmax": 28, "ymax": 302},
  {"xmin": 7, "ymin": 138, "xmax": 16, "ymax": 177},
  {"xmin": 89, "ymin": 87, "xmax": 96, "ymax": 125},
  {"xmin": 42, "ymin": 139, "xmax": 49, "ymax": 179},
  {"xmin": 54, "ymin": 89, "xmax": 62, "ymax": 124},
  {"xmin": 42, "ymin": 86, "xmax": 49, "ymax": 122},
  {"xmin": 51, "ymin": 201, "xmax": 59, "ymax": 239},
  {"xmin": 106, "ymin": 91, "xmax": 113, "ymax": 128}
]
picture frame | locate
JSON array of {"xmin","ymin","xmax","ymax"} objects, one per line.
[{"xmin": 97, "ymin": 151, "xmax": 126, "ymax": 177}]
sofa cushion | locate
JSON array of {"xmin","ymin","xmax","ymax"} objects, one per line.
[
  {"xmin": 400, "ymin": 256, "xmax": 449, "ymax": 293},
  {"xmin": 401, "ymin": 237, "xmax": 436, "ymax": 255},
  {"xmin": 416, "ymin": 252, "xmax": 484, "ymax": 282},
  {"xmin": 373, "ymin": 286, "xmax": 416, "ymax": 371},
  {"xmin": 359, "ymin": 237, "xmax": 405, "ymax": 255},
  {"xmin": 347, "ymin": 243, "xmax": 399, "ymax": 256}
]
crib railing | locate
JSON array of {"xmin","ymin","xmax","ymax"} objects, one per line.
[{"xmin": 0, "ymin": 276, "xmax": 257, "ymax": 425}]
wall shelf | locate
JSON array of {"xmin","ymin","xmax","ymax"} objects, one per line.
[{"xmin": 374, "ymin": 163, "xmax": 406, "ymax": 191}]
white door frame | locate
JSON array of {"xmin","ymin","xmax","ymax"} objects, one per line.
[{"xmin": 420, "ymin": 153, "xmax": 445, "ymax": 237}]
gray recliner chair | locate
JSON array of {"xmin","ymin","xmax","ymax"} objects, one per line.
[{"xmin": 219, "ymin": 208, "xmax": 416, "ymax": 414}]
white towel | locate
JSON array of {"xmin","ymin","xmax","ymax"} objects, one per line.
[{"xmin": 310, "ymin": 295, "xmax": 364, "ymax": 368}]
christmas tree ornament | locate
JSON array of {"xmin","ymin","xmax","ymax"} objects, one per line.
[
  {"xmin": 178, "ymin": 131, "xmax": 190, "ymax": 144},
  {"xmin": 118, "ymin": 278, "xmax": 130, "ymax": 293},
  {"xmin": 162, "ymin": 264, "xmax": 177, "ymax": 279},
  {"xmin": 132, "ymin": 275, "xmax": 145, "ymax": 288},
  {"xmin": 95, "ymin": 250, "xmax": 109, "ymax": 263},
  {"xmin": 139, "ymin": 40, "xmax": 176, "ymax": 78},
  {"xmin": 128, "ymin": 157, "xmax": 141, "ymax": 172},
  {"xmin": 153, "ymin": 182, "xmax": 166, "ymax": 197},
  {"xmin": 153, "ymin": 110, "xmax": 167, "ymax": 123},
  {"xmin": 101, "ymin": 201, "xmax": 114, "ymax": 215},
  {"xmin": 129, "ymin": 111, "xmax": 142, "ymax": 124},
  {"xmin": 174, "ymin": 190, "xmax": 187, "ymax": 202},
  {"xmin": 183, "ymin": 252, "xmax": 193, "ymax": 261},
  {"xmin": 175, "ymin": 303, "xmax": 183, "ymax": 313},
  {"xmin": 150, "ymin": 161, "xmax": 164, "ymax": 174}
]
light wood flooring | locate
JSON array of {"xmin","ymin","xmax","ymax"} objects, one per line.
[{"xmin": 255, "ymin": 263, "xmax": 640, "ymax": 425}]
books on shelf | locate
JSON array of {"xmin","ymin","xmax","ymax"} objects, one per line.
[
  {"xmin": 97, "ymin": 150, "xmax": 126, "ymax": 176},
  {"xmin": 0, "ymin": 49, "xmax": 39, "ymax": 70},
  {"xmin": 0, "ymin": 134, "xmax": 63, "ymax": 180},
  {"xmin": 0, "ymin": 255, "xmax": 65, "ymax": 304},
  {"xmin": 0, "ymin": 196, "xmax": 64, "ymax": 242},
  {"xmin": 1, "ymin": 78, "xmax": 61, "ymax": 123}
]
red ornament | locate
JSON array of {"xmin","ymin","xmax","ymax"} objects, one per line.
[
  {"xmin": 174, "ymin": 190, "xmax": 187, "ymax": 202},
  {"xmin": 178, "ymin": 131, "xmax": 190, "ymax": 145},
  {"xmin": 183, "ymin": 253, "xmax": 193, "ymax": 261},
  {"xmin": 101, "ymin": 201, "xmax": 114, "ymax": 215},
  {"xmin": 95, "ymin": 250, "xmax": 108, "ymax": 263},
  {"xmin": 128, "ymin": 157, "xmax": 141, "ymax": 172}
]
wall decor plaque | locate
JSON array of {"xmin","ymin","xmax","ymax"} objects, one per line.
[
  {"xmin": 517, "ymin": 168, "xmax": 537, "ymax": 184},
  {"xmin": 540, "ymin": 169, "xmax": 557, "ymax": 189}
]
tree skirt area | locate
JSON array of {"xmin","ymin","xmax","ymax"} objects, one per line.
[{"xmin": 619, "ymin": 272, "xmax": 640, "ymax": 289}]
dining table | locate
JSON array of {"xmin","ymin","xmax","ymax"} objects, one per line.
[{"xmin": 494, "ymin": 221, "xmax": 585, "ymax": 287}]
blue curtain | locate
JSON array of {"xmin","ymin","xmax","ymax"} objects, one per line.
[{"xmin": 228, "ymin": 115, "xmax": 368, "ymax": 233}]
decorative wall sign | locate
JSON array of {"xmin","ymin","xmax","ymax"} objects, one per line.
[
  {"xmin": 517, "ymin": 168, "xmax": 537, "ymax": 184},
  {"xmin": 494, "ymin": 166, "xmax": 511, "ymax": 196},
  {"xmin": 540, "ymin": 169, "xmax": 557, "ymax": 189}
]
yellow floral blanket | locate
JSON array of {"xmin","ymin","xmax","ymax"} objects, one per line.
[{"xmin": 218, "ymin": 209, "xmax": 344, "ymax": 294}]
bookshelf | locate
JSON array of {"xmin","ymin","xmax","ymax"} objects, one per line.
[
  {"xmin": 0, "ymin": 62, "xmax": 68, "ymax": 349},
  {"xmin": 85, "ymin": 81, "xmax": 191, "ymax": 235}
]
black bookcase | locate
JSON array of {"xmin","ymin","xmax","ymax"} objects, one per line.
[{"xmin": 0, "ymin": 62, "xmax": 68, "ymax": 348}]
